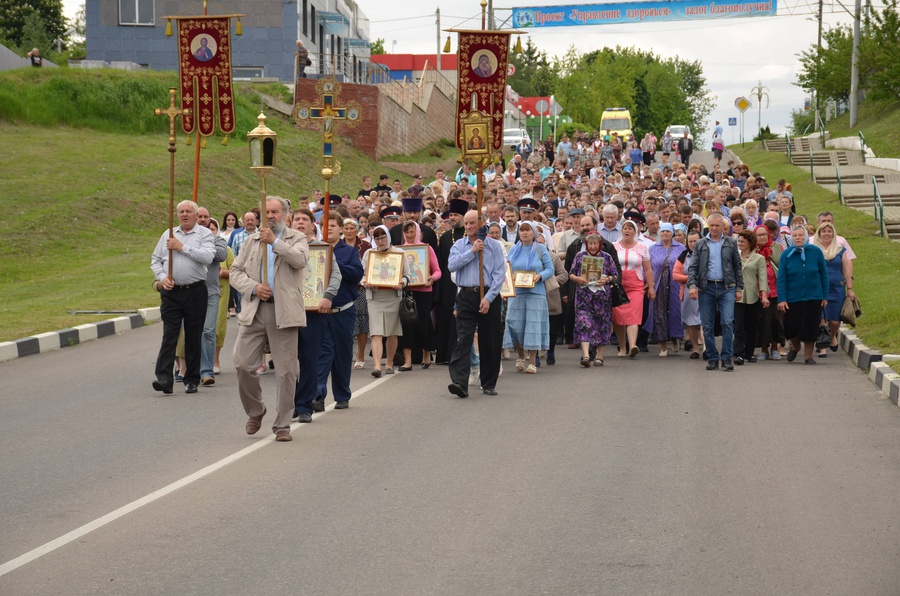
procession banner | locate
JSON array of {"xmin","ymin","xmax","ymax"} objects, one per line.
[
  {"xmin": 455, "ymin": 30, "xmax": 516, "ymax": 154},
  {"xmin": 175, "ymin": 17, "xmax": 236, "ymax": 136},
  {"xmin": 512, "ymin": 0, "xmax": 777, "ymax": 28}
]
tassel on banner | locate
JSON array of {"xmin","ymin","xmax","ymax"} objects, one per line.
[
  {"xmin": 185, "ymin": 135, "xmax": 192, "ymax": 146},
  {"xmin": 200, "ymin": 137, "xmax": 207, "ymax": 149},
  {"xmin": 515, "ymin": 36, "xmax": 522, "ymax": 53},
  {"xmin": 165, "ymin": 19, "xmax": 173, "ymax": 36},
  {"xmin": 236, "ymin": 18, "xmax": 242, "ymax": 35},
  {"xmin": 221, "ymin": 134, "xmax": 229, "ymax": 146},
  {"xmin": 443, "ymin": 35, "xmax": 451, "ymax": 53}
]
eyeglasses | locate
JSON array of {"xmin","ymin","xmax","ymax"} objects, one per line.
[{"xmin": 731, "ymin": 220, "xmax": 745, "ymax": 226}]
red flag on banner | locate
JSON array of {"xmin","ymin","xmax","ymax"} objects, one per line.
[
  {"xmin": 174, "ymin": 17, "xmax": 237, "ymax": 136},
  {"xmin": 454, "ymin": 30, "xmax": 517, "ymax": 153}
]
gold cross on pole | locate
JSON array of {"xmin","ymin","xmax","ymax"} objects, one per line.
[
  {"xmin": 153, "ymin": 87, "xmax": 190, "ymax": 280},
  {"xmin": 293, "ymin": 78, "xmax": 362, "ymax": 240}
]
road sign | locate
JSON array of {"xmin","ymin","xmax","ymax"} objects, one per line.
[
  {"xmin": 508, "ymin": 64, "xmax": 516, "ymax": 77},
  {"xmin": 728, "ymin": 117, "xmax": 737, "ymax": 126},
  {"xmin": 550, "ymin": 102, "xmax": 563, "ymax": 116},
  {"xmin": 535, "ymin": 99, "xmax": 549, "ymax": 114},
  {"xmin": 734, "ymin": 96, "xmax": 750, "ymax": 113}
]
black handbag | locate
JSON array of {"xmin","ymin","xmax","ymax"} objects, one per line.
[
  {"xmin": 609, "ymin": 276, "xmax": 630, "ymax": 307},
  {"xmin": 400, "ymin": 290, "xmax": 417, "ymax": 324},
  {"xmin": 814, "ymin": 324, "xmax": 831, "ymax": 350}
]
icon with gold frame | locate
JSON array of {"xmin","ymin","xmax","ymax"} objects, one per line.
[
  {"xmin": 366, "ymin": 250, "xmax": 404, "ymax": 288},
  {"xmin": 459, "ymin": 111, "xmax": 492, "ymax": 160},
  {"xmin": 513, "ymin": 270, "xmax": 536, "ymax": 288},
  {"xmin": 400, "ymin": 244, "xmax": 430, "ymax": 287},
  {"xmin": 303, "ymin": 243, "xmax": 332, "ymax": 311},
  {"xmin": 500, "ymin": 262, "xmax": 516, "ymax": 298}
]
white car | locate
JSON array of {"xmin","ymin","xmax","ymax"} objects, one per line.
[
  {"xmin": 666, "ymin": 125, "xmax": 692, "ymax": 141},
  {"xmin": 503, "ymin": 128, "xmax": 532, "ymax": 149}
]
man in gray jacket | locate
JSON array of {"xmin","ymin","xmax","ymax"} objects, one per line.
[{"xmin": 686, "ymin": 213, "xmax": 744, "ymax": 371}]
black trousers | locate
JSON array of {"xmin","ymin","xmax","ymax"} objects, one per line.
[
  {"xmin": 734, "ymin": 301, "xmax": 760, "ymax": 359},
  {"xmin": 637, "ymin": 295, "xmax": 650, "ymax": 348},
  {"xmin": 449, "ymin": 290, "xmax": 502, "ymax": 391},
  {"xmin": 155, "ymin": 282, "xmax": 207, "ymax": 386},
  {"xmin": 548, "ymin": 313, "xmax": 563, "ymax": 354}
]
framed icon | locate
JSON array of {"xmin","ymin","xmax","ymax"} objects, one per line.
[
  {"xmin": 513, "ymin": 270, "xmax": 536, "ymax": 288},
  {"xmin": 400, "ymin": 244, "xmax": 430, "ymax": 287},
  {"xmin": 581, "ymin": 256, "xmax": 604, "ymax": 284},
  {"xmin": 463, "ymin": 123, "xmax": 489, "ymax": 155},
  {"xmin": 366, "ymin": 250, "xmax": 404, "ymax": 288},
  {"xmin": 302, "ymin": 243, "xmax": 332, "ymax": 311},
  {"xmin": 501, "ymin": 262, "xmax": 516, "ymax": 298}
]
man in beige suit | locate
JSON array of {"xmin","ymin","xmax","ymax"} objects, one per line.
[{"xmin": 230, "ymin": 197, "xmax": 309, "ymax": 442}]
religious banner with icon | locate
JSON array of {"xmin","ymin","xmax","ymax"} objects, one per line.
[
  {"xmin": 454, "ymin": 30, "xmax": 517, "ymax": 156},
  {"xmin": 174, "ymin": 17, "xmax": 237, "ymax": 136}
]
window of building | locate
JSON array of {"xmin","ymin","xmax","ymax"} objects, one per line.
[
  {"xmin": 310, "ymin": 6, "xmax": 316, "ymax": 43},
  {"xmin": 302, "ymin": 0, "xmax": 308, "ymax": 36},
  {"xmin": 119, "ymin": 0, "xmax": 154, "ymax": 25}
]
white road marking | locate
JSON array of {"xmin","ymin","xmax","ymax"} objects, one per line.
[{"xmin": 0, "ymin": 374, "xmax": 395, "ymax": 577}]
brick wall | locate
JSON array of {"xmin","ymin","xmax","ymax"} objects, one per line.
[{"xmin": 293, "ymin": 77, "xmax": 456, "ymax": 160}]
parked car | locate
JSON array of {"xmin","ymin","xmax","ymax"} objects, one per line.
[
  {"xmin": 666, "ymin": 125, "xmax": 692, "ymax": 141},
  {"xmin": 503, "ymin": 128, "xmax": 532, "ymax": 149}
]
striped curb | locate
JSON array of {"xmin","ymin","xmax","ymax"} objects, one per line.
[
  {"xmin": 839, "ymin": 327, "xmax": 899, "ymax": 407},
  {"xmin": 0, "ymin": 308, "xmax": 162, "ymax": 363}
]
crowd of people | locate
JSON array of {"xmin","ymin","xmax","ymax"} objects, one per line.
[{"xmin": 149, "ymin": 130, "xmax": 857, "ymax": 440}]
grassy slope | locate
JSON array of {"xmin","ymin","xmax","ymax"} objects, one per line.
[
  {"xmin": 0, "ymin": 69, "xmax": 456, "ymax": 341},
  {"xmin": 736, "ymin": 144, "xmax": 900, "ymax": 361},
  {"xmin": 823, "ymin": 99, "xmax": 900, "ymax": 159}
]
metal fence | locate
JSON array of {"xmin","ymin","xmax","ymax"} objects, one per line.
[{"xmin": 873, "ymin": 178, "xmax": 886, "ymax": 237}]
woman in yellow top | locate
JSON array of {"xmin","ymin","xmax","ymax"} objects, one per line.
[{"xmin": 210, "ymin": 218, "xmax": 235, "ymax": 374}]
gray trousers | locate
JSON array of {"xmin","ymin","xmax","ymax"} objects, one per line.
[{"xmin": 233, "ymin": 302, "xmax": 300, "ymax": 431}]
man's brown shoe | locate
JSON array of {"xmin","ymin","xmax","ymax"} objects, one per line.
[
  {"xmin": 201, "ymin": 376, "xmax": 215, "ymax": 386},
  {"xmin": 275, "ymin": 429, "xmax": 292, "ymax": 442},
  {"xmin": 245, "ymin": 408, "xmax": 266, "ymax": 435}
]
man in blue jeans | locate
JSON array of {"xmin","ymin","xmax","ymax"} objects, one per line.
[
  {"xmin": 197, "ymin": 206, "xmax": 228, "ymax": 385},
  {"xmin": 686, "ymin": 213, "xmax": 744, "ymax": 371}
]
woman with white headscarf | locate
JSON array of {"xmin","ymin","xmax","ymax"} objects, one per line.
[
  {"xmin": 812, "ymin": 221, "xmax": 855, "ymax": 356},
  {"xmin": 776, "ymin": 226, "xmax": 829, "ymax": 365},
  {"xmin": 362, "ymin": 225, "xmax": 411, "ymax": 377}
]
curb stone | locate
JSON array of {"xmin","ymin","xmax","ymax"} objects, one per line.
[
  {"xmin": 0, "ymin": 310, "xmax": 161, "ymax": 363},
  {"xmin": 840, "ymin": 326, "xmax": 899, "ymax": 407}
]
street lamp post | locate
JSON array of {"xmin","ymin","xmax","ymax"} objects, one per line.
[{"xmin": 247, "ymin": 112, "xmax": 278, "ymax": 286}]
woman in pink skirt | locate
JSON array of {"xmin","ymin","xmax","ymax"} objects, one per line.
[{"xmin": 613, "ymin": 220, "xmax": 655, "ymax": 357}]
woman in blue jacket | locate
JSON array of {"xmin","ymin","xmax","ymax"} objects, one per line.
[
  {"xmin": 776, "ymin": 227, "xmax": 829, "ymax": 365},
  {"xmin": 503, "ymin": 221, "xmax": 554, "ymax": 374}
]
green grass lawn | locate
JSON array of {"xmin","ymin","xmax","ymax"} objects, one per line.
[
  {"xmin": 737, "ymin": 144, "xmax": 900, "ymax": 357},
  {"xmin": 823, "ymin": 99, "xmax": 900, "ymax": 159}
]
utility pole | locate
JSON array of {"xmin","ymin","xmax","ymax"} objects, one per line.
[
  {"xmin": 815, "ymin": 0, "xmax": 823, "ymax": 129},
  {"xmin": 849, "ymin": 0, "xmax": 861, "ymax": 127},
  {"xmin": 435, "ymin": 7, "xmax": 441, "ymax": 72},
  {"xmin": 488, "ymin": 0, "xmax": 494, "ymax": 29}
]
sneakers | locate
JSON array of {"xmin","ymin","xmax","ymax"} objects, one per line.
[
  {"xmin": 468, "ymin": 367, "xmax": 480, "ymax": 386},
  {"xmin": 255, "ymin": 364, "xmax": 268, "ymax": 375},
  {"xmin": 770, "ymin": 351, "xmax": 782, "ymax": 361}
]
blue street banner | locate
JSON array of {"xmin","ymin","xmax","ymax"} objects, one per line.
[{"xmin": 512, "ymin": 0, "xmax": 777, "ymax": 28}]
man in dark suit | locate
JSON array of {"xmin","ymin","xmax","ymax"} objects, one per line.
[
  {"xmin": 676, "ymin": 131, "xmax": 693, "ymax": 166},
  {"xmin": 435, "ymin": 195, "xmax": 470, "ymax": 364}
]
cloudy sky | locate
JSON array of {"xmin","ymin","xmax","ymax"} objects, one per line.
[{"xmin": 63, "ymin": 0, "xmax": 870, "ymax": 139}]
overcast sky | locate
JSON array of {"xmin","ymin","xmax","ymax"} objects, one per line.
[{"xmin": 63, "ymin": 0, "xmax": 869, "ymax": 140}]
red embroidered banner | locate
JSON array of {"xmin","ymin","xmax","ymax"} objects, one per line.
[
  {"xmin": 175, "ymin": 17, "xmax": 235, "ymax": 136},
  {"xmin": 455, "ymin": 30, "xmax": 515, "ymax": 153}
]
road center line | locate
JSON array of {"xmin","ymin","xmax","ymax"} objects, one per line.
[{"xmin": 0, "ymin": 374, "xmax": 395, "ymax": 578}]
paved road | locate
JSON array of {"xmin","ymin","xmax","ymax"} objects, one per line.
[{"xmin": 2, "ymin": 318, "xmax": 899, "ymax": 595}]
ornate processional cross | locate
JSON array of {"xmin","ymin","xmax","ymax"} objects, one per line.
[{"xmin": 293, "ymin": 78, "xmax": 362, "ymax": 175}]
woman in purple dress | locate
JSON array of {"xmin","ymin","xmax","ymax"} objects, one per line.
[
  {"xmin": 569, "ymin": 231, "xmax": 618, "ymax": 367},
  {"xmin": 644, "ymin": 223, "xmax": 686, "ymax": 356}
]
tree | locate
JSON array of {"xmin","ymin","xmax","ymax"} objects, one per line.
[
  {"xmin": 864, "ymin": 0, "xmax": 900, "ymax": 100},
  {"xmin": 370, "ymin": 38, "xmax": 385, "ymax": 55},
  {"xmin": 0, "ymin": 0, "xmax": 65, "ymax": 51},
  {"xmin": 796, "ymin": 25, "xmax": 859, "ymax": 103},
  {"xmin": 789, "ymin": 107, "xmax": 816, "ymax": 136},
  {"xmin": 507, "ymin": 38, "xmax": 557, "ymax": 98}
]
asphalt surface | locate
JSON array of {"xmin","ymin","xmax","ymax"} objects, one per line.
[{"xmin": 1, "ymin": 315, "xmax": 899, "ymax": 595}]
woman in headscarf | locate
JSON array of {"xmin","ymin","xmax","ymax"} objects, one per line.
[
  {"xmin": 645, "ymin": 222, "xmax": 686, "ymax": 357},
  {"xmin": 673, "ymin": 230, "xmax": 703, "ymax": 358},
  {"xmin": 776, "ymin": 226, "xmax": 829, "ymax": 364},
  {"xmin": 755, "ymin": 223, "xmax": 785, "ymax": 360},
  {"xmin": 733, "ymin": 229, "xmax": 769, "ymax": 364},
  {"xmin": 362, "ymin": 225, "xmax": 411, "ymax": 377},
  {"xmin": 343, "ymin": 218, "xmax": 371, "ymax": 369},
  {"xmin": 502, "ymin": 221, "xmax": 554, "ymax": 374},
  {"xmin": 568, "ymin": 231, "xmax": 618, "ymax": 367},
  {"xmin": 613, "ymin": 220, "xmax": 655, "ymax": 357},
  {"xmin": 398, "ymin": 220, "xmax": 441, "ymax": 370},
  {"xmin": 812, "ymin": 221, "xmax": 855, "ymax": 356}
]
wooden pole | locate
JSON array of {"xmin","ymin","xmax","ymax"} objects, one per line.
[
  {"xmin": 323, "ymin": 180, "xmax": 331, "ymax": 242},
  {"xmin": 259, "ymin": 175, "xmax": 269, "ymax": 287},
  {"xmin": 476, "ymin": 162, "xmax": 484, "ymax": 299},
  {"xmin": 153, "ymin": 88, "xmax": 188, "ymax": 281}
]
